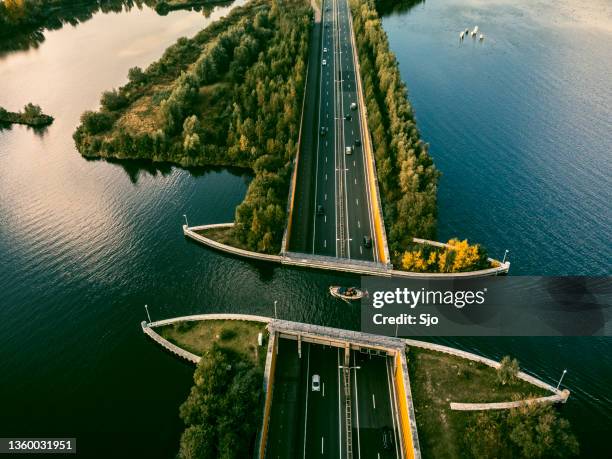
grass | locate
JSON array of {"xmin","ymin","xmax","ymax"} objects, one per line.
[
  {"xmin": 159, "ymin": 319, "xmax": 269, "ymax": 370},
  {"xmin": 407, "ymin": 347, "xmax": 550, "ymax": 458},
  {"xmin": 197, "ymin": 226, "xmax": 253, "ymax": 252}
]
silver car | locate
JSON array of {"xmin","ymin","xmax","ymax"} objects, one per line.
[{"xmin": 311, "ymin": 374, "xmax": 321, "ymax": 391}]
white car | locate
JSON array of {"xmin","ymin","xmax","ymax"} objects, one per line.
[
  {"xmin": 323, "ymin": 47, "xmax": 328, "ymax": 53},
  {"xmin": 311, "ymin": 374, "xmax": 321, "ymax": 391},
  {"xmin": 322, "ymin": 59, "xmax": 327, "ymax": 66},
  {"xmin": 345, "ymin": 146, "xmax": 353, "ymax": 155}
]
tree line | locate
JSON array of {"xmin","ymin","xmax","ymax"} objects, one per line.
[
  {"xmin": 350, "ymin": 0, "xmax": 439, "ymax": 256},
  {"xmin": 177, "ymin": 345, "xmax": 263, "ymax": 459},
  {"xmin": 73, "ymin": 0, "xmax": 311, "ymax": 253},
  {"xmin": 400, "ymin": 239, "xmax": 491, "ymax": 273}
]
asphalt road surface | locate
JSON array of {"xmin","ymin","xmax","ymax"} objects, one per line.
[
  {"xmin": 289, "ymin": 0, "xmax": 376, "ymax": 262},
  {"xmin": 266, "ymin": 340, "xmax": 400, "ymax": 459}
]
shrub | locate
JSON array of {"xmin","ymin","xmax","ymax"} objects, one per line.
[{"xmin": 497, "ymin": 356, "xmax": 520, "ymax": 386}]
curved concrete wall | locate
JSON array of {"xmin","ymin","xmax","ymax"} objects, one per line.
[
  {"xmin": 184, "ymin": 223, "xmax": 510, "ymax": 278},
  {"xmin": 450, "ymin": 391, "xmax": 570, "ymax": 411}
]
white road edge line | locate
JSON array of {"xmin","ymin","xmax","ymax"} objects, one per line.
[
  {"xmin": 337, "ymin": 348, "xmax": 342, "ymax": 459},
  {"xmin": 303, "ymin": 344, "xmax": 311, "ymax": 459},
  {"xmin": 353, "ymin": 351, "xmax": 362, "ymax": 458},
  {"xmin": 386, "ymin": 357, "xmax": 401, "ymax": 459}
]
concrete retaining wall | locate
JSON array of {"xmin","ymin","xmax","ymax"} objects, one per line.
[
  {"xmin": 185, "ymin": 223, "xmax": 510, "ymax": 278},
  {"xmin": 141, "ymin": 321, "xmax": 201, "ymax": 364},
  {"xmin": 450, "ymin": 391, "xmax": 570, "ymax": 411},
  {"xmin": 184, "ymin": 224, "xmax": 283, "ymax": 263},
  {"xmin": 148, "ymin": 313, "xmax": 271, "ymax": 329}
]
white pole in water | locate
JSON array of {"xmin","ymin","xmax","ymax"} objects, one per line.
[
  {"xmin": 274, "ymin": 300, "xmax": 278, "ymax": 319},
  {"xmin": 144, "ymin": 304, "xmax": 152, "ymax": 324},
  {"xmin": 502, "ymin": 249, "xmax": 509, "ymax": 264},
  {"xmin": 183, "ymin": 214, "xmax": 189, "ymax": 227},
  {"xmin": 556, "ymin": 369, "xmax": 567, "ymax": 390}
]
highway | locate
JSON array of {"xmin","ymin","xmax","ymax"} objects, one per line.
[
  {"xmin": 289, "ymin": 0, "xmax": 377, "ymax": 262},
  {"xmin": 266, "ymin": 340, "xmax": 400, "ymax": 459}
]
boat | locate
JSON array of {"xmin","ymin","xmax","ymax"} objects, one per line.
[
  {"xmin": 479, "ymin": 33, "xmax": 484, "ymax": 41},
  {"xmin": 460, "ymin": 31, "xmax": 465, "ymax": 40},
  {"xmin": 329, "ymin": 286, "xmax": 365, "ymax": 302}
]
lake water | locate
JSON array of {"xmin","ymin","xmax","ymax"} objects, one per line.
[{"xmin": 0, "ymin": 0, "xmax": 610, "ymax": 457}]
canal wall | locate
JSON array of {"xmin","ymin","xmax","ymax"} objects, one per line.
[
  {"xmin": 450, "ymin": 391, "xmax": 570, "ymax": 411},
  {"xmin": 184, "ymin": 223, "xmax": 510, "ymax": 278},
  {"xmin": 141, "ymin": 321, "xmax": 200, "ymax": 364}
]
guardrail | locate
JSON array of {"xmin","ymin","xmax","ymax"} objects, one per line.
[{"xmin": 395, "ymin": 352, "xmax": 422, "ymax": 459}]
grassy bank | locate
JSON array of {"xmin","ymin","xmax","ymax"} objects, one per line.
[
  {"xmin": 195, "ymin": 226, "xmax": 253, "ymax": 252},
  {"xmin": 407, "ymin": 347, "xmax": 566, "ymax": 458},
  {"xmin": 159, "ymin": 319, "xmax": 268, "ymax": 369}
]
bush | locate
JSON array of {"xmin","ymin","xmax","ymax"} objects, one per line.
[
  {"xmin": 100, "ymin": 89, "xmax": 128, "ymax": 111},
  {"xmin": 464, "ymin": 403, "xmax": 579, "ymax": 458},
  {"xmin": 497, "ymin": 356, "xmax": 520, "ymax": 386},
  {"xmin": 80, "ymin": 110, "xmax": 115, "ymax": 134}
]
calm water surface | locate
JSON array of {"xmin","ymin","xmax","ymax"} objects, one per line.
[
  {"xmin": 382, "ymin": 0, "xmax": 611, "ymax": 455},
  {"xmin": 0, "ymin": 0, "xmax": 610, "ymax": 457}
]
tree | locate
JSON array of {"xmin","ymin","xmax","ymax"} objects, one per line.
[
  {"xmin": 80, "ymin": 110, "xmax": 114, "ymax": 134},
  {"xmin": 178, "ymin": 425, "xmax": 216, "ymax": 459},
  {"xmin": 507, "ymin": 403, "xmax": 579, "ymax": 458},
  {"xmin": 128, "ymin": 66, "xmax": 145, "ymax": 84},
  {"xmin": 464, "ymin": 404, "xmax": 579, "ymax": 459},
  {"xmin": 100, "ymin": 89, "xmax": 128, "ymax": 111},
  {"xmin": 23, "ymin": 102, "xmax": 42, "ymax": 118},
  {"xmin": 497, "ymin": 355, "xmax": 520, "ymax": 386},
  {"xmin": 177, "ymin": 345, "xmax": 263, "ymax": 459}
]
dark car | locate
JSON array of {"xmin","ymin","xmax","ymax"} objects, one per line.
[
  {"xmin": 344, "ymin": 114, "xmax": 352, "ymax": 121},
  {"xmin": 354, "ymin": 138, "xmax": 361, "ymax": 147},
  {"xmin": 317, "ymin": 205, "xmax": 324, "ymax": 215},
  {"xmin": 382, "ymin": 427, "xmax": 394, "ymax": 450},
  {"xmin": 363, "ymin": 235, "xmax": 372, "ymax": 248},
  {"xmin": 320, "ymin": 126, "xmax": 328, "ymax": 136}
]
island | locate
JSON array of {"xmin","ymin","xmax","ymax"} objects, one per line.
[
  {"xmin": 143, "ymin": 314, "xmax": 579, "ymax": 458},
  {"xmin": 0, "ymin": 103, "xmax": 53, "ymax": 127}
]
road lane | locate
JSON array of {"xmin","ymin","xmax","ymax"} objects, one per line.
[
  {"xmin": 352, "ymin": 351, "xmax": 400, "ymax": 459},
  {"xmin": 303, "ymin": 343, "xmax": 342, "ymax": 458}
]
